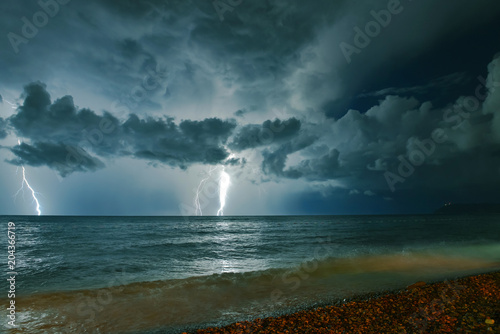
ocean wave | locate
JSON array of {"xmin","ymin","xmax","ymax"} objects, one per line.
[{"xmin": 7, "ymin": 242, "xmax": 500, "ymax": 333}]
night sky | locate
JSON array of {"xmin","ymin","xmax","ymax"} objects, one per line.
[{"xmin": 1, "ymin": 0, "xmax": 500, "ymax": 215}]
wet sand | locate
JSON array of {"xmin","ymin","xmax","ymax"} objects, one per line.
[{"xmin": 186, "ymin": 271, "xmax": 500, "ymax": 333}]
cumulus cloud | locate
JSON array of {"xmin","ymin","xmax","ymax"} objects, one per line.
[
  {"xmin": 9, "ymin": 142, "xmax": 105, "ymax": 177},
  {"xmin": 8, "ymin": 47, "xmax": 500, "ymax": 197},
  {"xmin": 7, "ymin": 82, "xmax": 238, "ymax": 175},
  {"xmin": 234, "ymin": 109, "xmax": 248, "ymax": 118},
  {"xmin": 0, "ymin": 118, "xmax": 7, "ymax": 139},
  {"xmin": 229, "ymin": 118, "xmax": 302, "ymax": 151},
  {"xmin": 261, "ymin": 134, "xmax": 317, "ymax": 178},
  {"xmin": 122, "ymin": 114, "xmax": 236, "ymax": 167},
  {"xmin": 7, "ymin": 82, "xmax": 315, "ymax": 177},
  {"xmin": 257, "ymin": 53, "xmax": 500, "ymax": 198},
  {"xmin": 10, "ymin": 82, "xmax": 121, "ymax": 148}
]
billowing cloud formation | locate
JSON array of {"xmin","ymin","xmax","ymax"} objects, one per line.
[
  {"xmin": 6, "ymin": 49, "xmax": 500, "ymax": 196},
  {"xmin": 0, "ymin": 117, "xmax": 7, "ymax": 139},
  {"xmin": 229, "ymin": 118, "xmax": 301, "ymax": 151},
  {"xmin": 9, "ymin": 142, "xmax": 105, "ymax": 177},
  {"xmin": 10, "ymin": 82, "xmax": 121, "ymax": 148},
  {"xmin": 123, "ymin": 115, "xmax": 236, "ymax": 166},
  {"xmin": 0, "ymin": 95, "xmax": 7, "ymax": 138},
  {"xmin": 261, "ymin": 134, "xmax": 317, "ymax": 178},
  {"xmin": 259, "ymin": 54, "xmax": 500, "ymax": 197},
  {"xmin": 7, "ymin": 82, "xmax": 238, "ymax": 175}
]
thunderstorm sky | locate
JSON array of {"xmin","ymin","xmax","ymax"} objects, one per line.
[{"xmin": 1, "ymin": 0, "xmax": 500, "ymax": 215}]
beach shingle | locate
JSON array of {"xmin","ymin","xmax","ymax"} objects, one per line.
[{"xmin": 186, "ymin": 272, "xmax": 500, "ymax": 334}]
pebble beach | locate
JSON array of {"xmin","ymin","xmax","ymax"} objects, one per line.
[{"xmin": 187, "ymin": 271, "xmax": 500, "ymax": 334}]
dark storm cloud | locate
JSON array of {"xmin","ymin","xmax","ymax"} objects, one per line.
[
  {"xmin": 118, "ymin": 38, "xmax": 147, "ymax": 59},
  {"xmin": 261, "ymin": 95, "xmax": 430, "ymax": 181},
  {"xmin": 229, "ymin": 118, "xmax": 301, "ymax": 151},
  {"xmin": 123, "ymin": 114, "xmax": 236, "ymax": 167},
  {"xmin": 9, "ymin": 82, "xmax": 121, "ymax": 147},
  {"xmin": 288, "ymin": 148, "xmax": 344, "ymax": 180},
  {"xmin": 0, "ymin": 0, "xmax": 343, "ymax": 119},
  {"xmin": 258, "ymin": 52, "xmax": 500, "ymax": 203},
  {"xmin": 295, "ymin": 0, "xmax": 500, "ymax": 119},
  {"xmin": 358, "ymin": 73, "xmax": 471, "ymax": 99},
  {"xmin": 3, "ymin": 0, "xmax": 499, "ymax": 125},
  {"xmin": 8, "ymin": 142, "xmax": 105, "ymax": 177},
  {"xmin": 180, "ymin": 118, "xmax": 236, "ymax": 144},
  {"xmin": 0, "ymin": 117, "xmax": 7, "ymax": 139},
  {"xmin": 0, "ymin": 95, "xmax": 8, "ymax": 138},
  {"xmin": 261, "ymin": 134, "xmax": 317, "ymax": 178},
  {"xmin": 7, "ymin": 82, "xmax": 237, "ymax": 175},
  {"xmin": 233, "ymin": 109, "xmax": 246, "ymax": 118}
]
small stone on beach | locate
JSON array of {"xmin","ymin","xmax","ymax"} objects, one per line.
[{"xmin": 406, "ymin": 281, "xmax": 427, "ymax": 290}]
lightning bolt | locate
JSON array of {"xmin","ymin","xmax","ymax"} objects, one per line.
[
  {"xmin": 216, "ymin": 166, "xmax": 231, "ymax": 216},
  {"xmin": 14, "ymin": 140, "xmax": 42, "ymax": 216},
  {"xmin": 4, "ymin": 99, "xmax": 18, "ymax": 109},
  {"xmin": 2, "ymin": 101, "xmax": 42, "ymax": 215},
  {"xmin": 193, "ymin": 164, "xmax": 232, "ymax": 216},
  {"xmin": 194, "ymin": 166, "xmax": 218, "ymax": 216}
]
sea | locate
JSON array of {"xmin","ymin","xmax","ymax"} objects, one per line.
[{"xmin": 1, "ymin": 215, "xmax": 500, "ymax": 333}]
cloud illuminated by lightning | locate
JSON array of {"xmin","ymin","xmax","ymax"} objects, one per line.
[
  {"xmin": 14, "ymin": 140, "xmax": 42, "ymax": 216},
  {"xmin": 216, "ymin": 166, "xmax": 230, "ymax": 216}
]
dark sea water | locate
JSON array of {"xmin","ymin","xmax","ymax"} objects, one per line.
[{"xmin": 1, "ymin": 215, "xmax": 500, "ymax": 333}]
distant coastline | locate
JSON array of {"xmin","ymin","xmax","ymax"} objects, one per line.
[{"xmin": 434, "ymin": 203, "xmax": 500, "ymax": 214}]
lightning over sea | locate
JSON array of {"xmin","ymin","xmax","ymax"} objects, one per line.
[
  {"xmin": 216, "ymin": 166, "xmax": 230, "ymax": 216},
  {"xmin": 194, "ymin": 162, "xmax": 231, "ymax": 216},
  {"xmin": 14, "ymin": 140, "xmax": 42, "ymax": 216}
]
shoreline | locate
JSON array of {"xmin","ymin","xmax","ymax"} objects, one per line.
[{"xmin": 184, "ymin": 270, "xmax": 500, "ymax": 333}]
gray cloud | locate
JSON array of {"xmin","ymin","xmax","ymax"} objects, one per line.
[
  {"xmin": 288, "ymin": 148, "xmax": 344, "ymax": 180},
  {"xmin": 0, "ymin": 117, "xmax": 7, "ymax": 139},
  {"xmin": 10, "ymin": 82, "xmax": 121, "ymax": 147},
  {"xmin": 234, "ymin": 109, "xmax": 247, "ymax": 118},
  {"xmin": 258, "ymin": 53, "xmax": 500, "ymax": 199},
  {"xmin": 288, "ymin": 0, "xmax": 500, "ymax": 118},
  {"xmin": 8, "ymin": 142, "xmax": 105, "ymax": 177},
  {"xmin": 123, "ymin": 115, "xmax": 236, "ymax": 168},
  {"xmin": 358, "ymin": 72, "xmax": 471, "ymax": 99},
  {"xmin": 3, "ymin": 0, "xmax": 499, "ymax": 125},
  {"xmin": 7, "ymin": 82, "xmax": 237, "ymax": 175},
  {"xmin": 229, "ymin": 118, "xmax": 301, "ymax": 151},
  {"xmin": 261, "ymin": 134, "xmax": 317, "ymax": 178}
]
